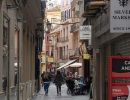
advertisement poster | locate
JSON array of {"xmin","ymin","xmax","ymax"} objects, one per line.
[
  {"xmin": 112, "ymin": 85, "xmax": 130, "ymax": 100},
  {"xmin": 112, "ymin": 57, "xmax": 130, "ymax": 78}
]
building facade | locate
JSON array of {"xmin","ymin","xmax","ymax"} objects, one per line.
[
  {"xmin": 46, "ymin": 0, "xmax": 60, "ymax": 10},
  {"xmin": 0, "ymin": 0, "xmax": 44, "ymax": 99},
  {"xmin": 57, "ymin": 0, "xmax": 72, "ymax": 65},
  {"xmin": 70, "ymin": 0, "xmax": 83, "ymax": 76},
  {"xmin": 49, "ymin": 0, "xmax": 83, "ymax": 76},
  {"xmin": 82, "ymin": 0, "xmax": 130, "ymax": 100},
  {"xmin": 43, "ymin": 6, "xmax": 61, "ymax": 72}
]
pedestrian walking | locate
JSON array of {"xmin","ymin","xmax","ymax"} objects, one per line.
[
  {"xmin": 85, "ymin": 77, "xmax": 90, "ymax": 94},
  {"xmin": 41, "ymin": 72, "xmax": 51, "ymax": 96},
  {"xmin": 66, "ymin": 75, "xmax": 75, "ymax": 95},
  {"xmin": 54, "ymin": 71, "xmax": 63, "ymax": 96},
  {"xmin": 2, "ymin": 77, "xmax": 7, "ymax": 95},
  {"xmin": 14, "ymin": 72, "xmax": 18, "ymax": 95},
  {"xmin": 41, "ymin": 71, "xmax": 45, "ymax": 87}
]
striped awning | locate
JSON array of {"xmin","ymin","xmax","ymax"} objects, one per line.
[{"xmin": 57, "ymin": 59, "xmax": 77, "ymax": 70}]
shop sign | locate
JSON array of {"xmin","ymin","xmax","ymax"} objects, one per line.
[
  {"xmin": 83, "ymin": 54, "xmax": 91, "ymax": 60},
  {"xmin": 108, "ymin": 56, "xmax": 130, "ymax": 100},
  {"xmin": 112, "ymin": 85, "xmax": 130, "ymax": 100},
  {"xmin": 80, "ymin": 25, "xmax": 91, "ymax": 40},
  {"xmin": 112, "ymin": 57, "xmax": 130, "ymax": 78},
  {"xmin": 41, "ymin": 55, "xmax": 46, "ymax": 63},
  {"xmin": 47, "ymin": 57, "xmax": 54, "ymax": 63},
  {"xmin": 110, "ymin": 0, "xmax": 130, "ymax": 33}
]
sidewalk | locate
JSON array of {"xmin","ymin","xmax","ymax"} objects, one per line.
[
  {"xmin": 0, "ymin": 93, "xmax": 17, "ymax": 100},
  {"xmin": 0, "ymin": 89, "xmax": 22, "ymax": 100},
  {"xmin": 32, "ymin": 83, "xmax": 90, "ymax": 100}
]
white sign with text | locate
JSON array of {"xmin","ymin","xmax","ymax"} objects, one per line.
[
  {"xmin": 110, "ymin": 0, "xmax": 130, "ymax": 33},
  {"xmin": 80, "ymin": 25, "xmax": 91, "ymax": 40}
]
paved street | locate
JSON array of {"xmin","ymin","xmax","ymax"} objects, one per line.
[
  {"xmin": 0, "ymin": 92, "xmax": 17, "ymax": 100},
  {"xmin": 32, "ymin": 83, "xmax": 89, "ymax": 100},
  {"xmin": 0, "ymin": 87, "xmax": 23, "ymax": 100},
  {"xmin": 0, "ymin": 83, "xmax": 90, "ymax": 100}
]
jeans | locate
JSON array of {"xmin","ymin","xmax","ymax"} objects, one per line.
[
  {"xmin": 44, "ymin": 82, "xmax": 50, "ymax": 95},
  {"xmin": 56, "ymin": 85, "xmax": 61, "ymax": 95}
]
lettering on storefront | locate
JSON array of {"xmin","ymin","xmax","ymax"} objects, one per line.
[
  {"xmin": 112, "ymin": 85, "xmax": 130, "ymax": 100},
  {"xmin": 121, "ymin": 61, "xmax": 130, "ymax": 71},
  {"xmin": 110, "ymin": 0, "xmax": 130, "ymax": 33},
  {"xmin": 112, "ymin": 58, "xmax": 130, "ymax": 77},
  {"xmin": 80, "ymin": 25, "xmax": 91, "ymax": 40},
  {"xmin": 109, "ymin": 56, "xmax": 130, "ymax": 100}
]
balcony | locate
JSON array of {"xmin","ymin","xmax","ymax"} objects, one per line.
[
  {"xmin": 58, "ymin": 37, "xmax": 69, "ymax": 43},
  {"xmin": 70, "ymin": 23, "xmax": 79, "ymax": 33},
  {"xmin": 82, "ymin": 0, "xmax": 107, "ymax": 17},
  {"xmin": 71, "ymin": 0, "xmax": 75, "ymax": 10},
  {"xmin": 69, "ymin": 49, "xmax": 80, "ymax": 60},
  {"xmin": 71, "ymin": 0, "xmax": 79, "ymax": 11}
]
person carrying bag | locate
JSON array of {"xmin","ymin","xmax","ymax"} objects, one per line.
[{"xmin": 41, "ymin": 72, "xmax": 51, "ymax": 96}]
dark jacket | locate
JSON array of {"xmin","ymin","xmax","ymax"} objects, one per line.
[
  {"xmin": 3, "ymin": 77, "xmax": 7, "ymax": 91},
  {"xmin": 41, "ymin": 73, "xmax": 51, "ymax": 82},
  {"xmin": 42, "ymin": 77, "xmax": 50, "ymax": 82},
  {"xmin": 54, "ymin": 74, "xmax": 63, "ymax": 86}
]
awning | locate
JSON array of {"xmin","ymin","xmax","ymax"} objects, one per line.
[
  {"xmin": 57, "ymin": 59, "xmax": 77, "ymax": 70},
  {"xmin": 64, "ymin": 62, "xmax": 82, "ymax": 69},
  {"xmin": 82, "ymin": 1, "xmax": 107, "ymax": 17}
]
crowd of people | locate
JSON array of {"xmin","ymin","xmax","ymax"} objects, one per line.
[{"xmin": 41, "ymin": 70, "xmax": 92, "ymax": 96}]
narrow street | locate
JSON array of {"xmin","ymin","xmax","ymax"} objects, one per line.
[
  {"xmin": 32, "ymin": 83, "xmax": 89, "ymax": 100},
  {"xmin": 1, "ymin": 0, "xmax": 129, "ymax": 100}
]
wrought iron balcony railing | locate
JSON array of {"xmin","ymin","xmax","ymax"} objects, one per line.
[
  {"xmin": 70, "ymin": 23, "xmax": 79, "ymax": 33},
  {"xmin": 68, "ymin": 48, "xmax": 80, "ymax": 59},
  {"xmin": 57, "ymin": 37, "xmax": 69, "ymax": 43}
]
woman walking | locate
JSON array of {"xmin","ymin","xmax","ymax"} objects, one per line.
[
  {"xmin": 54, "ymin": 71, "xmax": 63, "ymax": 96},
  {"xmin": 41, "ymin": 72, "xmax": 50, "ymax": 96}
]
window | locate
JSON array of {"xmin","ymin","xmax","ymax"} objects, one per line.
[
  {"xmin": 69, "ymin": 9, "xmax": 71, "ymax": 18},
  {"xmin": 66, "ymin": 27, "xmax": 68, "ymax": 40},
  {"xmin": 59, "ymin": 47, "xmax": 63, "ymax": 59},
  {"xmin": 3, "ymin": 15, "xmax": 9, "ymax": 56},
  {"xmin": 64, "ymin": 46, "xmax": 65, "ymax": 59},
  {"xmin": 51, "ymin": 48, "xmax": 53, "ymax": 56},
  {"xmin": 67, "ymin": 45, "xmax": 68, "ymax": 59},
  {"xmin": 67, "ymin": 10, "xmax": 68, "ymax": 19},
  {"xmin": 61, "ymin": 12, "xmax": 63, "ymax": 20},
  {"xmin": 3, "ymin": 27, "xmax": 8, "ymax": 45},
  {"xmin": 65, "ymin": 11, "xmax": 66, "ymax": 20},
  {"xmin": 62, "ymin": 11, "xmax": 65, "ymax": 21},
  {"xmin": 63, "ymin": 28, "xmax": 65, "ymax": 41},
  {"xmin": 3, "ymin": 15, "xmax": 10, "ymax": 91},
  {"xmin": 51, "ymin": 18, "xmax": 57, "ymax": 23}
]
